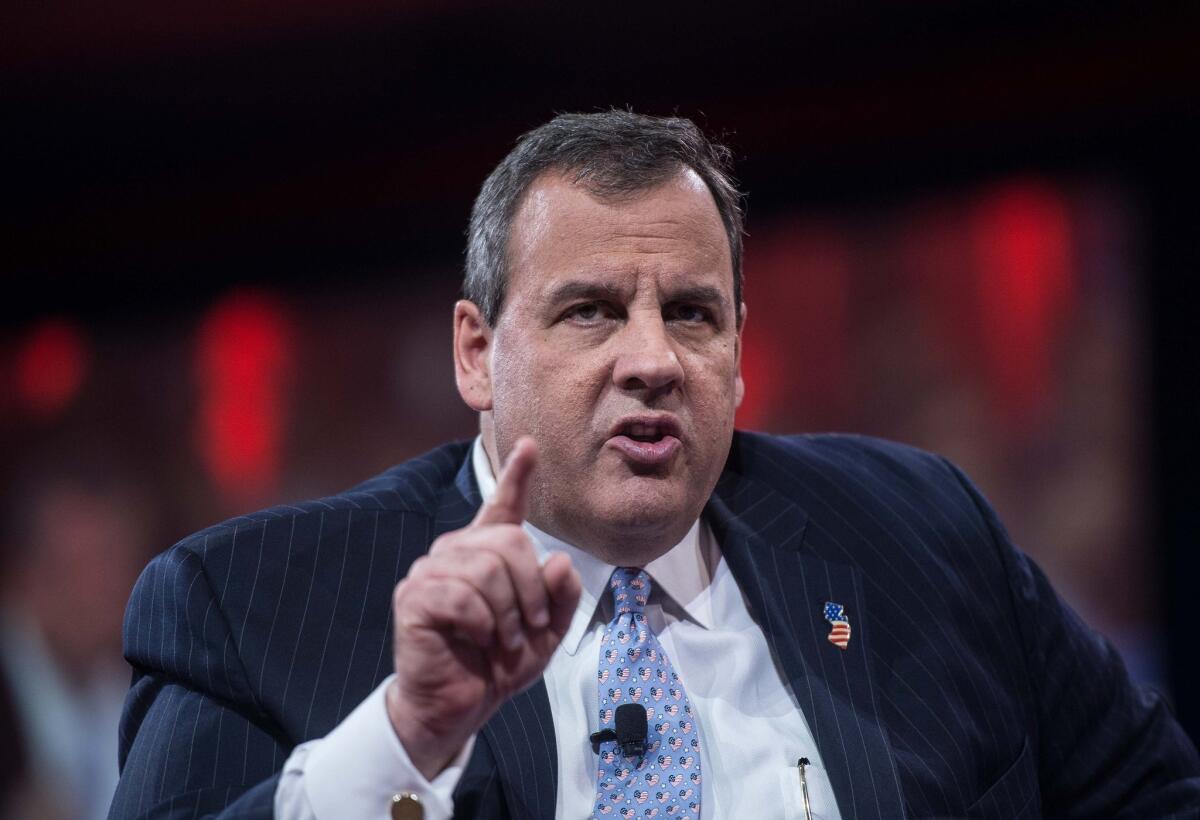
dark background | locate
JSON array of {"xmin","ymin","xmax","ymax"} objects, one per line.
[{"xmin": 1, "ymin": 3, "xmax": 1197, "ymax": 815}]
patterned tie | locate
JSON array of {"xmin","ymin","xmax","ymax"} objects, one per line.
[{"xmin": 594, "ymin": 567, "xmax": 702, "ymax": 819}]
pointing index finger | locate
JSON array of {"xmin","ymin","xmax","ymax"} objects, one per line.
[{"xmin": 474, "ymin": 436, "xmax": 537, "ymax": 526}]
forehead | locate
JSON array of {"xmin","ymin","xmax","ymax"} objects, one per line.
[{"xmin": 505, "ymin": 168, "xmax": 732, "ymax": 301}]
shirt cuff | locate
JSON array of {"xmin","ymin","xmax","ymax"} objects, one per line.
[{"xmin": 299, "ymin": 674, "xmax": 475, "ymax": 819}]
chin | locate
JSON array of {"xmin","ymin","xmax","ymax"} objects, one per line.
[{"xmin": 590, "ymin": 482, "xmax": 695, "ymax": 539}]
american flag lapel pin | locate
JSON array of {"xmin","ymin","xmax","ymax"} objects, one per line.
[{"xmin": 824, "ymin": 601, "xmax": 851, "ymax": 650}]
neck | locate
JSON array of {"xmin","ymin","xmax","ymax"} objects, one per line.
[{"xmin": 528, "ymin": 513, "xmax": 691, "ymax": 568}]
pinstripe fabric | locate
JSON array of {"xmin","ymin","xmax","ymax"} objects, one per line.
[{"xmin": 111, "ymin": 433, "xmax": 1200, "ymax": 819}]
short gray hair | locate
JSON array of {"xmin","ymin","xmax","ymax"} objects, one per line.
[{"xmin": 464, "ymin": 110, "xmax": 745, "ymax": 326}]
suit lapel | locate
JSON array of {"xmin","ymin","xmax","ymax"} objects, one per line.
[
  {"xmin": 437, "ymin": 450, "xmax": 559, "ymax": 820},
  {"xmin": 708, "ymin": 469, "xmax": 906, "ymax": 820}
]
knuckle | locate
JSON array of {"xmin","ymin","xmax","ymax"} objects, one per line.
[
  {"xmin": 473, "ymin": 549, "xmax": 505, "ymax": 577},
  {"xmin": 496, "ymin": 524, "xmax": 532, "ymax": 554},
  {"xmin": 443, "ymin": 581, "xmax": 476, "ymax": 613},
  {"xmin": 406, "ymin": 555, "xmax": 429, "ymax": 578},
  {"xmin": 428, "ymin": 533, "xmax": 461, "ymax": 556},
  {"xmin": 392, "ymin": 579, "xmax": 428, "ymax": 617}
]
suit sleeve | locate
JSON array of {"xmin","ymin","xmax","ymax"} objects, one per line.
[
  {"xmin": 943, "ymin": 458, "xmax": 1200, "ymax": 818},
  {"xmin": 109, "ymin": 544, "xmax": 288, "ymax": 819}
]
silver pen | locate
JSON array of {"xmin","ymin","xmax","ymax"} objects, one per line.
[{"xmin": 797, "ymin": 757, "xmax": 813, "ymax": 820}]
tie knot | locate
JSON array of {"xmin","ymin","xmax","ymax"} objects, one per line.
[{"xmin": 609, "ymin": 567, "xmax": 651, "ymax": 615}]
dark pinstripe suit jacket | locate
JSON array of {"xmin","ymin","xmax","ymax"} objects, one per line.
[{"xmin": 110, "ymin": 432, "xmax": 1200, "ymax": 819}]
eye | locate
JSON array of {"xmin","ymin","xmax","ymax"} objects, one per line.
[
  {"xmin": 666, "ymin": 303, "xmax": 713, "ymax": 324},
  {"xmin": 562, "ymin": 301, "xmax": 617, "ymax": 324}
]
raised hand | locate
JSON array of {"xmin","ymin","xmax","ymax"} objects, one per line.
[{"xmin": 386, "ymin": 437, "xmax": 582, "ymax": 778}]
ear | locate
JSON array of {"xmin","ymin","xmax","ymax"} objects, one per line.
[
  {"xmin": 454, "ymin": 299, "xmax": 494, "ymax": 411},
  {"xmin": 734, "ymin": 301, "xmax": 747, "ymax": 409}
]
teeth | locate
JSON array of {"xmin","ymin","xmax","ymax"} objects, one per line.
[{"xmin": 623, "ymin": 422, "xmax": 668, "ymax": 441}]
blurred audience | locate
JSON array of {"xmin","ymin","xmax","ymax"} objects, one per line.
[{"xmin": 0, "ymin": 453, "xmax": 154, "ymax": 820}]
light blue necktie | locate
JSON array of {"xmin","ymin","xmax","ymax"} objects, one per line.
[{"xmin": 594, "ymin": 567, "xmax": 702, "ymax": 818}]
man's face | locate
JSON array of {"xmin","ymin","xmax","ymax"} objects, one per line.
[{"xmin": 471, "ymin": 168, "xmax": 744, "ymax": 558}]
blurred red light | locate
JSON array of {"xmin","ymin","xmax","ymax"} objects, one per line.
[
  {"xmin": 195, "ymin": 290, "xmax": 293, "ymax": 507},
  {"xmin": 15, "ymin": 318, "xmax": 89, "ymax": 417},
  {"xmin": 738, "ymin": 223, "xmax": 853, "ymax": 431},
  {"xmin": 971, "ymin": 181, "xmax": 1074, "ymax": 429}
]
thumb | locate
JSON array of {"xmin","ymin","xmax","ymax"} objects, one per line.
[{"xmin": 474, "ymin": 436, "xmax": 538, "ymax": 526}]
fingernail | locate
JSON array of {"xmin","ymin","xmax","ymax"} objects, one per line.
[
  {"xmin": 505, "ymin": 629, "xmax": 525, "ymax": 651},
  {"xmin": 533, "ymin": 608, "xmax": 550, "ymax": 628}
]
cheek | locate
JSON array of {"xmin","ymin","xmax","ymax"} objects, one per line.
[
  {"xmin": 490, "ymin": 331, "xmax": 537, "ymax": 383},
  {"xmin": 685, "ymin": 349, "xmax": 741, "ymax": 407},
  {"xmin": 492, "ymin": 338, "xmax": 608, "ymax": 433}
]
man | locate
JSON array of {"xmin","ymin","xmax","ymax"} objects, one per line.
[{"xmin": 110, "ymin": 111, "xmax": 1200, "ymax": 819}]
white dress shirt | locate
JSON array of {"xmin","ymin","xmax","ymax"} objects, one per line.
[
  {"xmin": 276, "ymin": 437, "xmax": 843, "ymax": 819},
  {"xmin": 0, "ymin": 610, "xmax": 128, "ymax": 820}
]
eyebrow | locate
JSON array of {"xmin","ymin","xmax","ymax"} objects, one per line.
[
  {"xmin": 544, "ymin": 280, "xmax": 628, "ymax": 306},
  {"xmin": 543, "ymin": 280, "xmax": 729, "ymax": 311}
]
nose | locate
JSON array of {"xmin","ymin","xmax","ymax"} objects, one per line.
[{"xmin": 612, "ymin": 313, "xmax": 685, "ymax": 395}]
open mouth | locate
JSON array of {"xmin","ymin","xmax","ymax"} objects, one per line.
[
  {"xmin": 607, "ymin": 417, "xmax": 683, "ymax": 466},
  {"xmin": 624, "ymin": 422, "xmax": 670, "ymax": 443}
]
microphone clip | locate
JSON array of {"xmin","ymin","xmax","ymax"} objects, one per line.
[
  {"xmin": 590, "ymin": 703, "xmax": 649, "ymax": 758},
  {"xmin": 589, "ymin": 728, "xmax": 617, "ymax": 755},
  {"xmin": 589, "ymin": 728, "xmax": 647, "ymax": 758}
]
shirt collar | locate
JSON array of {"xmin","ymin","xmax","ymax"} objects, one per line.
[{"xmin": 470, "ymin": 437, "xmax": 717, "ymax": 655}]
